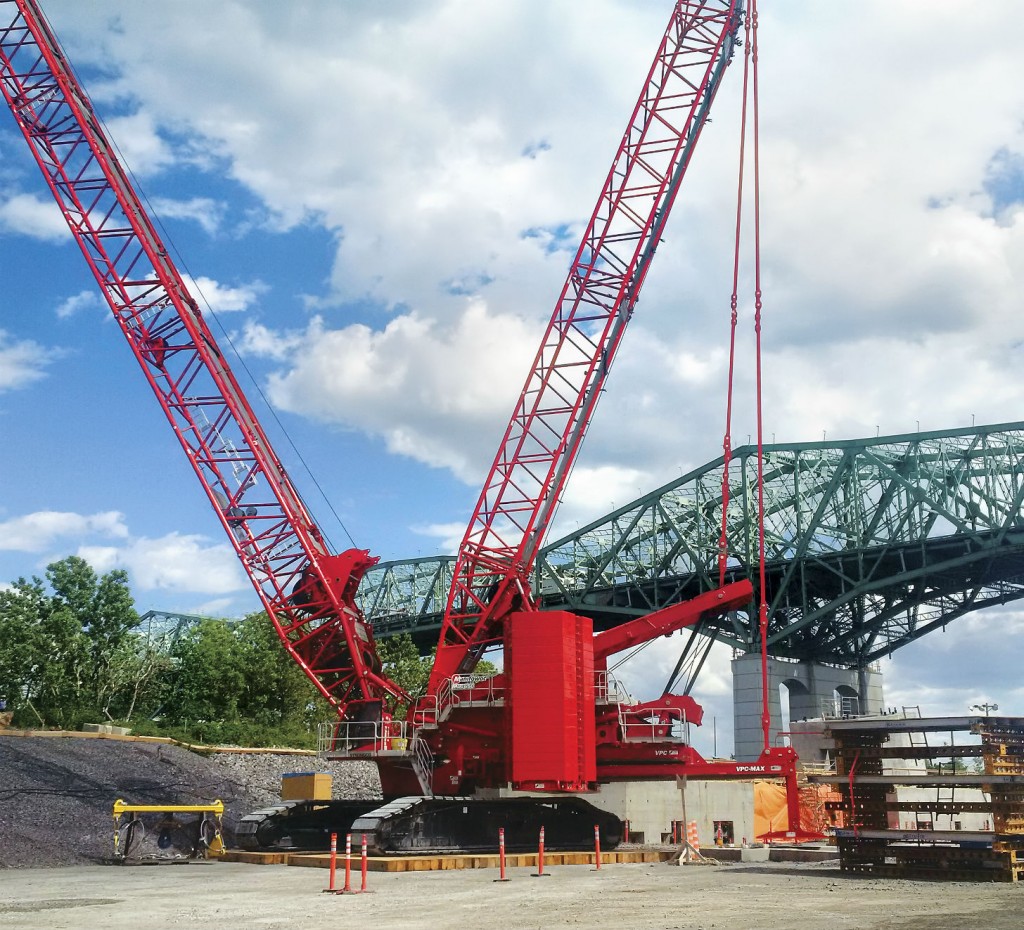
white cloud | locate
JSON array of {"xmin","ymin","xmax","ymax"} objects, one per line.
[
  {"xmin": 0, "ymin": 330, "xmax": 58, "ymax": 392},
  {"xmin": 188, "ymin": 596, "xmax": 241, "ymax": 618},
  {"xmin": 0, "ymin": 193, "xmax": 69, "ymax": 241},
  {"xmin": 149, "ymin": 196, "xmax": 225, "ymax": 236},
  {"xmin": 0, "ymin": 508, "xmax": 246, "ymax": 600},
  {"xmin": 259, "ymin": 302, "xmax": 536, "ymax": 482},
  {"xmin": 550, "ymin": 465, "xmax": 656, "ymax": 540},
  {"xmin": 102, "ymin": 111, "xmax": 174, "ymax": 176},
  {"xmin": 186, "ymin": 275, "xmax": 267, "ymax": 314},
  {"xmin": 55, "ymin": 290, "xmax": 102, "ymax": 320},
  {"xmin": 236, "ymin": 320, "xmax": 305, "ymax": 362},
  {"xmin": 78, "ymin": 532, "xmax": 246, "ymax": 596},
  {"xmin": 0, "ymin": 510, "xmax": 128, "ymax": 552},
  {"xmin": 410, "ymin": 521, "xmax": 466, "ymax": 554}
]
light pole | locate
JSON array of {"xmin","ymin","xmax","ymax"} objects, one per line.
[{"xmin": 970, "ymin": 702, "xmax": 998, "ymax": 715}]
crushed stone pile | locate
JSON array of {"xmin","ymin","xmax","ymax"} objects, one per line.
[{"xmin": 0, "ymin": 735, "xmax": 381, "ymax": 868}]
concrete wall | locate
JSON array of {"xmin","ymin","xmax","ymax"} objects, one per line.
[
  {"xmin": 732, "ymin": 655, "xmax": 884, "ymax": 761},
  {"xmin": 588, "ymin": 779, "xmax": 757, "ymax": 847}
]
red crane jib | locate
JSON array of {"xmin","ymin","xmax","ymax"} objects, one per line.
[
  {"xmin": 592, "ymin": 580, "xmax": 753, "ymax": 665},
  {"xmin": 431, "ymin": 0, "xmax": 746, "ymax": 694},
  {"xmin": 0, "ymin": 0, "xmax": 408, "ymax": 718}
]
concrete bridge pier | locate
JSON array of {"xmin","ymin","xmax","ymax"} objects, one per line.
[{"xmin": 731, "ymin": 654, "xmax": 885, "ymax": 761}]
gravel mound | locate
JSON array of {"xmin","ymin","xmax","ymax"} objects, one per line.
[{"xmin": 0, "ymin": 735, "xmax": 381, "ymax": 868}]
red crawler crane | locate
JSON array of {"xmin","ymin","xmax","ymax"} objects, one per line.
[{"xmin": 0, "ymin": 0, "xmax": 816, "ymax": 849}]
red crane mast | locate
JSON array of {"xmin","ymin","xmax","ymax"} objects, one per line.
[{"xmin": 431, "ymin": 0, "xmax": 745, "ymax": 691}]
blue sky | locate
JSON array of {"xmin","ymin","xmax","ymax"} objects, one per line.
[{"xmin": 2, "ymin": 1, "xmax": 1023, "ymax": 753}]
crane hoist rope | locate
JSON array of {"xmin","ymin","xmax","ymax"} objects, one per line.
[{"xmin": 713, "ymin": 0, "xmax": 771, "ymax": 752}]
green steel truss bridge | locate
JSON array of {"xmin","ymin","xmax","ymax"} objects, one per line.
[{"xmin": 359, "ymin": 422, "xmax": 1024, "ymax": 671}]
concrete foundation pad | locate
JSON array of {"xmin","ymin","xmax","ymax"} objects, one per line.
[
  {"xmin": 768, "ymin": 845, "xmax": 839, "ymax": 863},
  {"xmin": 700, "ymin": 846, "xmax": 771, "ymax": 863},
  {"xmin": 223, "ymin": 848, "xmax": 675, "ymax": 872}
]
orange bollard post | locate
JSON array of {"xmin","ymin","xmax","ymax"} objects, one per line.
[
  {"xmin": 592, "ymin": 824, "xmax": 602, "ymax": 871},
  {"xmin": 323, "ymin": 832, "xmax": 338, "ymax": 893},
  {"xmin": 360, "ymin": 833, "xmax": 371, "ymax": 893},
  {"xmin": 623, "ymin": 819, "xmax": 630, "ymax": 844},
  {"xmin": 343, "ymin": 832, "xmax": 353, "ymax": 893},
  {"xmin": 532, "ymin": 825, "xmax": 550, "ymax": 877},
  {"xmin": 494, "ymin": 826, "xmax": 510, "ymax": 882}
]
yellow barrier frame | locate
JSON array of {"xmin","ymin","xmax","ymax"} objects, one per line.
[{"xmin": 113, "ymin": 798, "xmax": 225, "ymax": 859}]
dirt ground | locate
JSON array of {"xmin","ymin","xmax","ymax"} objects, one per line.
[{"xmin": 1, "ymin": 860, "xmax": 1020, "ymax": 930}]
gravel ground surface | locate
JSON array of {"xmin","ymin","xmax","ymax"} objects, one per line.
[
  {"xmin": 0, "ymin": 735, "xmax": 381, "ymax": 868},
  {"xmin": 1, "ymin": 860, "xmax": 1021, "ymax": 930}
]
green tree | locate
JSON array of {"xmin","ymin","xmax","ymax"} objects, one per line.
[
  {"xmin": 0, "ymin": 579, "xmax": 49, "ymax": 711},
  {"xmin": 376, "ymin": 633, "xmax": 501, "ymax": 713},
  {"xmin": 166, "ymin": 618, "xmax": 247, "ymax": 726},
  {"xmin": 378, "ymin": 633, "xmax": 433, "ymax": 700},
  {"xmin": 0, "ymin": 557, "xmax": 140, "ymax": 726},
  {"xmin": 235, "ymin": 612, "xmax": 325, "ymax": 730},
  {"xmin": 99, "ymin": 637, "xmax": 173, "ymax": 722},
  {"xmin": 48, "ymin": 556, "xmax": 139, "ymax": 710}
]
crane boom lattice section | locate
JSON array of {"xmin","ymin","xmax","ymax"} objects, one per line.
[
  {"xmin": 434, "ymin": 0, "xmax": 744, "ymax": 684},
  {"xmin": 0, "ymin": 0, "xmax": 406, "ymax": 717}
]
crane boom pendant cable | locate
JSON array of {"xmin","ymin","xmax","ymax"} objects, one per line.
[
  {"xmin": 717, "ymin": 0, "xmax": 755, "ymax": 589},
  {"xmin": 749, "ymin": 0, "xmax": 771, "ymax": 753},
  {"xmin": 715, "ymin": 0, "xmax": 770, "ymax": 751}
]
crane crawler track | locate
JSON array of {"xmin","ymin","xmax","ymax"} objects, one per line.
[{"xmin": 236, "ymin": 796, "xmax": 622, "ymax": 856}]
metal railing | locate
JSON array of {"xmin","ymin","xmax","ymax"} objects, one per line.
[
  {"xmin": 448, "ymin": 674, "xmax": 506, "ymax": 708},
  {"xmin": 409, "ymin": 733, "xmax": 435, "ymax": 796},
  {"xmin": 619, "ymin": 706, "xmax": 688, "ymax": 743},
  {"xmin": 317, "ymin": 719, "xmax": 411, "ymax": 757},
  {"xmin": 820, "ymin": 696, "xmax": 861, "ymax": 719},
  {"xmin": 412, "ymin": 674, "xmax": 508, "ymax": 728},
  {"xmin": 595, "ymin": 670, "xmax": 629, "ymax": 704}
]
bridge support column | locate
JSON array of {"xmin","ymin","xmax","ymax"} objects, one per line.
[{"xmin": 731, "ymin": 655, "xmax": 884, "ymax": 761}]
